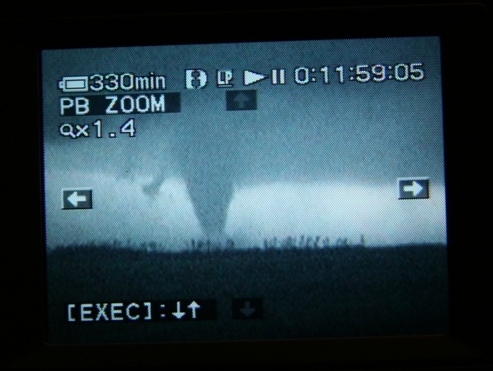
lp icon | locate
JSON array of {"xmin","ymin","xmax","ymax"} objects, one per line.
[{"xmin": 185, "ymin": 69, "xmax": 208, "ymax": 89}]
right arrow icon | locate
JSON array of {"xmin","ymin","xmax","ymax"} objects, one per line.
[
  {"xmin": 403, "ymin": 181, "xmax": 424, "ymax": 197},
  {"xmin": 398, "ymin": 178, "xmax": 429, "ymax": 199}
]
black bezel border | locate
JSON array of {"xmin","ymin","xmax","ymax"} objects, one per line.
[{"xmin": 2, "ymin": 3, "xmax": 490, "ymax": 369}]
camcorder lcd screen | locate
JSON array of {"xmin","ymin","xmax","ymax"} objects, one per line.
[{"xmin": 40, "ymin": 36, "xmax": 449, "ymax": 344}]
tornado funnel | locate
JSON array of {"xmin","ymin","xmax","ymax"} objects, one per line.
[
  {"xmin": 185, "ymin": 173, "xmax": 234, "ymax": 239},
  {"xmin": 174, "ymin": 120, "xmax": 238, "ymax": 239}
]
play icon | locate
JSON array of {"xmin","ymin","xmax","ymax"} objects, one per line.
[{"xmin": 243, "ymin": 70, "xmax": 269, "ymax": 86}]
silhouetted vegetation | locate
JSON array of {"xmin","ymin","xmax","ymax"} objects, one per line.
[{"xmin": 46, "ymin": 242, "xmax": 448, "ymax": 344}]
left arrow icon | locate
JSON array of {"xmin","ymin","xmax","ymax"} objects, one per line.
[
  {"xmin": 62, "ymin": 189, "xmax": 93, "ymax": 210},
  {"xmin": 67, "ymin": 192, "xmax": 87, "ymax": 207}
]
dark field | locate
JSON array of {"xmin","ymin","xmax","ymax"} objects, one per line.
[{"xmin": 46, "ymin": 244, "xmax": 449, "ymax": 344}]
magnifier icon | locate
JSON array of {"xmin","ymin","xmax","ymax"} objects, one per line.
[{"xmin": 59, "ymin": 123, "xmax": 76, "ymax": 139}]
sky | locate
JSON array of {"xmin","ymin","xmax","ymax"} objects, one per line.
[
  {"xmin": 44, "ymin": 172, "xmax": 446, "ymax": 248},
  {"xmin": 41, "ymin": 36, "xmax": 447, "ymax": 249}
]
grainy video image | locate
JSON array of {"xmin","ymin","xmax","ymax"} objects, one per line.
[{"xmin": 42, "ymin": 37, "xmax": 448, "ymax": 344}]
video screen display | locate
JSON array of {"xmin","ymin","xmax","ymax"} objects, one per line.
[{"xmin": 41, "ymin": 36, "xmax": 448, "ymax": 344}]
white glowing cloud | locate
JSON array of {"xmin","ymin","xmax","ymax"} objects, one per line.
[
  {"xmin": 44, "ymin": 171, "xmax": 446, "ymax": 249},
  {"xmin": 226, "ymin": 182, "xmax": 446, "ymax": 247}
]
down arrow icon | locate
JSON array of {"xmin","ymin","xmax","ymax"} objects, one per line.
[{"xmin": 240, "ymin": 301, "xmax": 256, "ymax": 317}]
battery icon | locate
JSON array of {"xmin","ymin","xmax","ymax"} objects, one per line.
[{"xmin": 58, "ymin": 76, "xmax": 89, "ymax": 92}]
